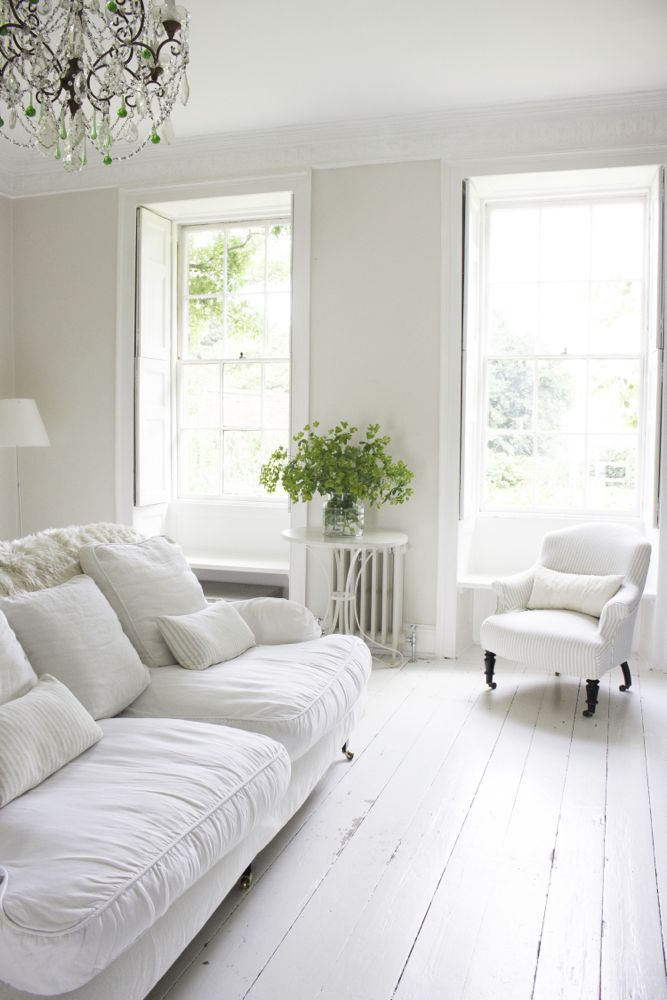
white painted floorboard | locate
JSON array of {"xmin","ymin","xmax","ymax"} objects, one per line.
[{"xmin": 149, "ymin": 649, "xmax": 667, "ymax": 1000}]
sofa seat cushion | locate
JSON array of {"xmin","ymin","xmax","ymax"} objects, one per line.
[
  {"xmin": 480, "ymin": 608, "xmax": 608, "ymax": 678},
  {"xmin": 0, "ymin": 718, "xmax": 290, "ymax": 996},
  {"xmin": 125, "ymin": 634, "xmax": 372, "ymax": 762}
]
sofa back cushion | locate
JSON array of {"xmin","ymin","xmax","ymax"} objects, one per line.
[
  {"xmin": 79, "ymin": 536, "xmax": 207, "ymax": 667},
  {"xmin": 0, "ymin": 674, "xmax": 102, "ymax": 807},
  {"xmin": 0, "ymin": 576, "xmax": 150, "ymax": 719},
  {"xmin": 0, "ymin": 610, "xmax": 37, "ymax": 705}
]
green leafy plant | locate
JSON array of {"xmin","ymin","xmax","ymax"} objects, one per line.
[{"xmin": 259, "ymin": 420, "xmax": 414, "ymax": 507}]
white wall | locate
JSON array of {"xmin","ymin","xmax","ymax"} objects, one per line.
[
  {"xmin": 0, "ymin": 196, "xmax": 16, "ymax": 539},
  {"xmin": 309, "ymin": 162, "xmax": 441, "ymax": 628},
  {"xmin": 13, "ymin": 189, "xmax": 119, "ymax": 532}
]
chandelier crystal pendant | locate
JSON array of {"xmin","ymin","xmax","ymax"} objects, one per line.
[{"xmin": 0, "ymin": 0, "xmax": 190, "ymax": 172}]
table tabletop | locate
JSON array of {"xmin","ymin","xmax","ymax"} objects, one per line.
[{"xmin": 282, "ymin": 527, "xmax": 408, "ymax": 550}]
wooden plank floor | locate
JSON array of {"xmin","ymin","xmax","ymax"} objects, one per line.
[{"xmin": 149, "ymin": 649, "xmax": 667, "ymax": 1000}]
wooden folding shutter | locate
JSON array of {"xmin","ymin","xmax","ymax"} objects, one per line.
[{"xmin": 134, "ymin": 207, "xmax": 173, "ymax": 507}]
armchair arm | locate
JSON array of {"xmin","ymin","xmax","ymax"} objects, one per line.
[
  {"xmin": 491, "ymin": 567, "xmax": 536, "ymax": 613},
  {"xmin": 598, "ymin": 583, "xmax": 641, "ymax": 641},
  {"xmin": 232, "ymin": 597, "xmax": 322, "ymax": 645}
]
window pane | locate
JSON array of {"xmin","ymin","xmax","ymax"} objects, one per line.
[
  {"xmin": 227, "ymin": 227, "xmax": 265, "ymax": 294},
  {"xmin": 223, "ymin": 430, "xmax": 262, "ymax": 495},
  {"xmin": 487, "ymin": 284, "xmax": 536, "ymax": 354},
  {"xmin": 181, "ymin": 364, "xmax": 219, "ymax": 427},
  {"xmin": 267, "ymin": 293, "xmax": 291, "ymax": 357},
  {"xmin": 223, "ymin": 362, "xmax": 262, "ymax": 427},
  {"xmin": 488, "ymin": 208, "xmax": 539, "ymax": 283},
  {"xmin": 180, "ymin": 429, "xmax": 221, "ymax": 495},
  {"xmin": 263, "ymin": 362, "xmax": 290, "ymax": 428},
  {"xmin": 227, "ymin": 295, "xmax": 264, "ymax": 358},
  {"xmin": 537, "ymin": 283, "xmax": 589, "ymax": 355},
  {"xmin": 484, "ymin": 434, "xmax": 534, "ymax": 508},
  {"xmin": 267, "ymin": 225, "xmax": 291, "ymax": 290},
  {"xmin": 536, "ymin": 360, "xmax": 586, "ymax": 432},
  {"xmin": 587, "ymin": 436, "xmax": 638, "ymax": 512},
  {"xmin": 187, "ymin": 230, "xmax": 224, "ymax": 295},
  {"xmin": 186, "ymin": 297, "xmax": 224, "ymax": 358},
  {"xmin": 589, "ymin": 360, "xmax": 640, "ymax": 434},
  {"xmin": 487, "ymin": 359, "xmax": 533, "ymax": 430},
  {"xmin": 539, "ymin": 205, "xmax": 590, "ymax": 281},
  {"xmin": 536, "ymin": 434, "xmax": 585, "ymax": 508},
  {"xmin": 592, "ymin": 202, "xmax": 644, "ymax": 281},
  {"xmin": 590, "ymin": 280, "xmax": 642, "ymax": 354}
]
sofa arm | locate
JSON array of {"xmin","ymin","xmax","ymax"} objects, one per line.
[
  {"xmin": 598, "ymin": 583, "xmax": 641, "ymax": 641},
  {"xmin": 491, "ymin": 568, "xmax": 536, "ymax": 613},
  {"xmin": 232, "ymin": 597, "xmax": 322, "ymax": 645}
]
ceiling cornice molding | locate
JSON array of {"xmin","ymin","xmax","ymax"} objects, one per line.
[{"xmin": 3, "ymin": 88, "xmax": 667, "ymax": 198}]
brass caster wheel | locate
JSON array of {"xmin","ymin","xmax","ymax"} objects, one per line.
[
  {"xmin": 239, "ymin": 866, "xmax": 253, "ymax": 890},
  {"xmin": 342, "ymin": 742, "xmax": 354, "ymax": 761}
]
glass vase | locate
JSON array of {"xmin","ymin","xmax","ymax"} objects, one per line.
[{"xmin": 322, "ymin": 495, "xmax": 365, "ymax": 537}]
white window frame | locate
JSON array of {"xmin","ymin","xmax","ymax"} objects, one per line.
[
  {"xmin": 175, "ymin": 215, "xmax": 292, "ymax": 503},
  {"xmin": 471, "ymin": 184, "xmax": 660, "ymax": 520}
]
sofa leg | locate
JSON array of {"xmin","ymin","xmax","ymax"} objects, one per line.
[
  {"xmin": 619, "ymin": 662, "xmax": 632, "ymax": 692},
  {"xmin": 484, "ymin": 650, "xmax": 497, "ymax": 690},
  {"xmin": 342, "ymin": 741, "xmax": 354, "ymax": 761},
  {"xmin": 583, "ymin": 679, "xmax": 600, "ymax": 718},
  {"xmin": 239, "ymin": 864, "xmax": 253, "ymax": 890}
]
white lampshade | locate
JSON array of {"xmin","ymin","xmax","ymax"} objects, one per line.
[{"xmin": 0, "ymin": 398, "xmax": 50, "ymax": 448}]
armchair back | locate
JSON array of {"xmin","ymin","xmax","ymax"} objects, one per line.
[{"xmin": 539, "ymin": 523, "xmax": 651, "ymax": 594}]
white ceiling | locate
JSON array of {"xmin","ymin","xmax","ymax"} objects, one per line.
[{"xmin": 172, "ymin": 0, "xmax": 667, "ymax": 139}]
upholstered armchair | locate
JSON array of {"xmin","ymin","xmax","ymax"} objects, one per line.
[{"xmin": 479, "ymin": 523, "xmax": 651, "ymax": 717}]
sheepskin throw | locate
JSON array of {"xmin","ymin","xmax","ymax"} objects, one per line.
[{"xmin": 0, "ymin": 523, "xmax": 142, "ymax": 597}]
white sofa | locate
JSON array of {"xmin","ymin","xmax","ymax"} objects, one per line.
[{"xmin": 0, "ymin": 524, "xmax": 372, "ymax": 1000}]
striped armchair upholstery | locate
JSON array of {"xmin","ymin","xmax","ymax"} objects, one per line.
[{"xmin": 479, "ymin": 523, "xmax": 651, "ymax": 717}]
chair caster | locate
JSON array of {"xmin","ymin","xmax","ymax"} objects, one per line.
[
  {"xmin": 342, "ymin": 742, "xmax": 354, "ymax": 761},
  {"xmin": 487, "ymin": 681, "xmax": 497, "ymax": 690},
  {"xmin": 239, "ymin": 864, "xmax": 253, "ymax": 890},
  {"xmin": 483, "ymin": 650, "xmax": 496, "ymax": 690},
  {"xmin": 582, "ymin": 709, "xmax": 594, "ymax": 718}
]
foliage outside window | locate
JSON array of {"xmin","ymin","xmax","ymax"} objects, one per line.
[
  {"xmin": 178, "ymin": 219, "xmax": 291, "ymax": 499},
  {"xmin": 481, "ymin": 197, "xmax": 646, "ymax": 514}
]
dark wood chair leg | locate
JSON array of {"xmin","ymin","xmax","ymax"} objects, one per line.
[
  {"xmin": 484, "ymin": 650, "xmax": 497, "ymax": 690},
  {"xmin": 583, "ymin": 679, "xmax": 600, "ymax": 718},
  {"xmin": 619, "ymin": 661, "xmax": 632, "ymax": 692}
]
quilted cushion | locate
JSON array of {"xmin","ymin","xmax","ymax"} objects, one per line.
[{"xmin": 0, "ymin": 718, "xmax": 290, "ymax": 995}]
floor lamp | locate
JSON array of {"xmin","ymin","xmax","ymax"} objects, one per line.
[{"xmin": 0, "ymin": 398, "xmax": 50, "ymax": 537}]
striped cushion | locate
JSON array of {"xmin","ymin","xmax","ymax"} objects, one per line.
[
  {"xmin": 0, "ymin": 609, "xmax": 36, "ymax": 705},
  {"xmin": 0, "ymin": 674, "xmax": 102, "ymax": 807},
  {"xmin": 157, "ymin": 601, "xmax": 256, "ymax": 670}
]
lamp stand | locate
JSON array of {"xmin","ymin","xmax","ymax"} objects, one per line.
[{"xmin": 15, "ymin": 448, "xmax": 23, "ymax": 538}]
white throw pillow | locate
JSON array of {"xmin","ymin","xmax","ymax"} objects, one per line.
[
  {"xmin": 0, "ymin": 609, "xmax": 37, "ymax": 705},
  {"xmin": 0, "ymin": 576, "xmax": 150, "ymax": 719},
  {"xmin": 0, "ymin": 674, "xmax": 102, "ymax": 807},
  {"xmin": 157, "ymin": 601, "xmax": 256, "ymax": 670},
  {"xmin": 527, "ymin": 565, "xmax": 623, "ymax": 618},
  {"xmin": 233, "ymin": 598, "xmax": 322, "ymax": 645},
  {"xmin": 79, "ymin": 536, "xmax": 207, "ymax": 667}
]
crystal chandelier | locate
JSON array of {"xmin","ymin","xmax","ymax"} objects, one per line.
[{"xmin": 0, "ymin": 0, "xmax": 190, "ymax": 171}]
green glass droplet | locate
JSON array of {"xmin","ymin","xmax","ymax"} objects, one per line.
[
  {"xmin": 106, "ymin": 1, "xmax": 117, "ymax": 11},
  {"xmin": 103, "ymin": 154, "xmax": 112, "ymax": 165},
  {"xmin": 142, "ymin": 49, "xmax": 152, "ymax": 60},
  {"xmin": 117, "ymin": 106, "xmax": 127, "ymax": 118},
  {"xmin": 25, "ymin": 102, "xmax": 36, "ymax": 118},
  {"xmin": 0, "ymin": 27, "xmax": 8, "ymax": 36},
  {"xmin": 0, "ymin": 116, "xmax": 4, "ymax": 128},
  {"xmin": 150, "ymin": 131, "xmax": 160, "ymax": 144}
]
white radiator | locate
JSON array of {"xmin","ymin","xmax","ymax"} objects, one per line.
[{"xmin": 328, "ymin": 542, "xmax": 405, "ymax": 654}]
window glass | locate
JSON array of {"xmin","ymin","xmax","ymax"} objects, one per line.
[
  {"xmin": 481, "ymin": 196, "xmax": 646, "ymax": 514},
  {"xmin": 178, "ymin": 220, "xmax": 291, "ymax": 499}
]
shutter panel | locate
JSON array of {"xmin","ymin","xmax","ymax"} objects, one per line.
[
  {"xmin": 459, "ymin": 179, "xmax": 482, "ymax": 519},
  {"xmin": 135, "ymin": 207, "xmax": 173, "ymax": 507},
  {"xmin": 646, "ymin": 166, "xmax": 664, "ymax": 529}
]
